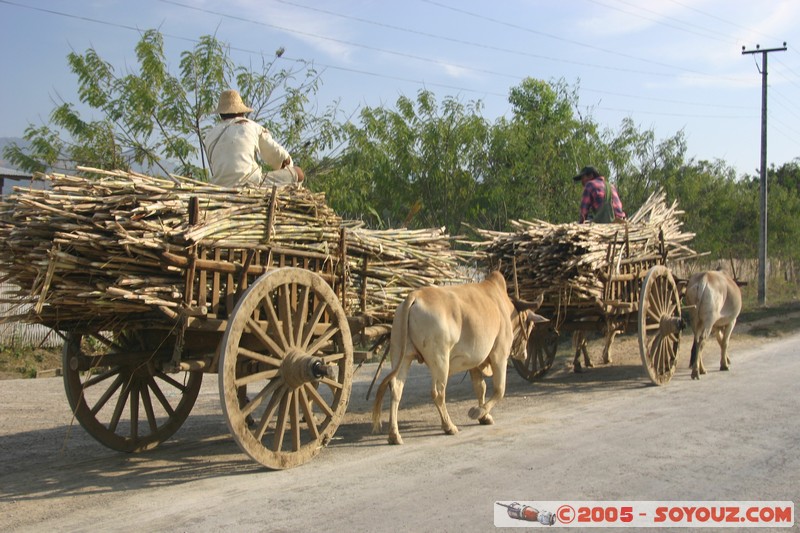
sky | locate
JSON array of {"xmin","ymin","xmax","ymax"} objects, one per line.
[{"xmin": 1, "ymin": 0, "xmax": 799, "ymax": 177}]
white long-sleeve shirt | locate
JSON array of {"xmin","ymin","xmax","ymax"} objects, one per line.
[{"xmin": 205, "ymin": 117, "xmax": 292, "ymax": 188}]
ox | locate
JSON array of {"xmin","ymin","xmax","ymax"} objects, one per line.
[
  {"xmin": 685, "ymin": 270, "xmax": 742, "ymax": 380},
  {"xmin": 371, "ymin": 271, "xmax": 547, "ymax": 445}
]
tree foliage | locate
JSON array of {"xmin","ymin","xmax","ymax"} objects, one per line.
[{"xmin": 4, "ymin": 30, "xmax": 343, "ymax": 178}]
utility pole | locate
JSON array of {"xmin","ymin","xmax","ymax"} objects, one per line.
[{"xmin": 742, "ymin": 42, "xmax": 786, "ymax": 306}]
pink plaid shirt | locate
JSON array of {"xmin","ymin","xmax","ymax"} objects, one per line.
[{"xmin": 579, "ymin": 176, "xmax": 626, "ymax": 223}]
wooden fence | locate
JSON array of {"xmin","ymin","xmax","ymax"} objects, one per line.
[
  {"xmin": 0, "ymin": 281, "xmax": 62, "ymax": 349},
  {"xmin": 671, "ymin": 257, "xmax": 798, "ymax": 284}
]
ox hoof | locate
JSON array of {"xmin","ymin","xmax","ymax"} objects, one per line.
[
  {"xmin": 468, "ymin": 406, "xmax": 488, "ymax": 420},
  {"xmin": 573, "ymin": 364, "xmax": 584, "ymax": 374},
  {"xmin": 603, "ymin": 358, "xmax": 612, "ymax": 365},
  {"xmin": 478, "ymin": 414, "xmax": 494, "ymax": 425},
  {"xmin": 586, "ymin": 361, "xmax": 594, "ymax": 368},
  {"xmin": 444, "ymin": 425, "xmax": 459, "ymax": 436},
  {"xmin": 691, "ymin": 371, "xmax": 700, "ymax": 380},
  {"xmin": 388, "ymin": 432, "xmax": 404, "ymax": 445},
  {"xmin": 720, "ymin": 365, "xmax": 730, "ymax": 372}
]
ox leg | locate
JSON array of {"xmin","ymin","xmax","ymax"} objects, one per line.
[
  {"xmin": 428, "ymin": 361, "xmax": 458, "ymax": 436},
  {"xmin": 690, "ymin": 331, "xmax": 709, "ymax": 380},
  {"xmin": 469, "ymin": 368, "xmax": 493, "ymax": 425},
  {"xmin": 571, "ymin": 331, "xmax": 591, "ymax": 373},
  {"xmin": 469, "ymin": 356, "xmax": 506, "ymax": 422},
  {"xmin": 718, "ymin": 321, "xmax": 736, "ymax": 371},
  {"xmin": 601, "ymin": 328, "xmax": 617, "ymax": 365},
  {"xmin": 387, "ymin": 356, "xmax": 414, "ymax": 445}
]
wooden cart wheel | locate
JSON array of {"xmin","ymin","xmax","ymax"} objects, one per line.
[
  {"xmin": 512, "ymin": 327, "xmax": 559, "ymax": 381},
  {"xmin": 62, "ymin": 330, "xmax": 202, "ymax": 452},
  {"xmin": 638, "ymin": 265, "xmax": 683, "ymax": 386},
  {"xmin": 219, "ymin": 267, "xmax": 353, "ymax": 469}
]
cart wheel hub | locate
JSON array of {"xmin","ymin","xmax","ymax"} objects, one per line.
[
  {"xmin": 281, "ymin": 350, "xmax": 332, "ymax": 388},
  {"xmin": 659, "ymin": 316, "xmax": 683, "ymax": 336}
]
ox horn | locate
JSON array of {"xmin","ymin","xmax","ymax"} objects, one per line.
[{"xmin": 511, "ymin": 292, "xmax": 544, "ymax": 312}]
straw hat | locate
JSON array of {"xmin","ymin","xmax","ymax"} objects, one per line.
[{"xmin": 213, "ymin": 89, "xmax": 253, "ymax": 114}]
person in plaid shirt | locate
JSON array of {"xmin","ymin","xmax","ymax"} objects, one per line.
[{"xmin": 573, "ymin": 166, "xmax": 626, "ymax": 223}]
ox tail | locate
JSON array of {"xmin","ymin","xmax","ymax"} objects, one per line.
[
  {"xmin": 686, "ymin": 275, "xmax": 710, "ymax": 369},
  {"xmin": 371, "ymin": 294, "xmax": 416, "ymax": 433}
]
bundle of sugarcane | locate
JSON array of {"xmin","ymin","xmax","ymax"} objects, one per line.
[
  {"xmin": 0, "ymin": 167, "xmax": 471, "ymax": 330},
  {"xmin": 469, "ymin": 190, "xmax": 698, "ymax": 307},
  {"xmin": 344, "ymin": 225, "xmax": 473, "ymax": 321}
]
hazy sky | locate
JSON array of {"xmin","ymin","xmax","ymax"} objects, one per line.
[{"xmin": 1, "ymin": 0, "xmax": 798, "ymax": 176}]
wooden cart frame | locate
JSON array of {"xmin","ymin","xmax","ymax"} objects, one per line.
[
  {"xmin": 61, "ymin": 193, "xmax": 387, "ymax": 469},
  {"xmin": 510, "ymin": 228, "xmax": 686, "ymax": 386}
]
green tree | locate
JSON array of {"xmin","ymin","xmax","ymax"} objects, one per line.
[
  {"xmin": 4, "ymin": 31, "xmax": 343, "ymax": 179},
  {"xmin": 318, "ymin": 90, "xmax": 490, "ymax": 232}
]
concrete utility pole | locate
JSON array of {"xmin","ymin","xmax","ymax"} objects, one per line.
[{"xmin": 741, "ymin": 42, "xmax": 787, "ymax": 306}]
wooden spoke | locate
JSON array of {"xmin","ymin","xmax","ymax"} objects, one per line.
[
  {"xmin": 279, "ymin": 284, "xmax": 294, "ymax": 348},
  {"xmin": 90, "ymin": 373, "xmax": 124, "ymax": 415},
  {"xmin": 254, "ymin": 383, "xmax": 287, "ymax": 441},
  {"xmin": 304, "ymin": 382, "xmax": 335, "ymax": 418},
  {"xmin": 234, "ymin": 368, "xmax": 281, "ymax": 388},
  {"xmin": 147, "ymin": 375, "xmax": 176, "ymax": 417},
  {"xmin": 129, "ymin": 381, "xmax": 140, "ymax": 440},
  {"xmin": 294, "ymin": 285, "xmax": 310, "ymax": 347},
  {"xmin": 319, "ymin": 376, "xmax": 343, "ymax": 390},
  {"xmin": 154, "ymin": 370, "xmax": 188, "ymax": 393},
  {"xmin": 263, "ymin": 293, "xmax": 291, "ymax": 352},
  {"xmin": 306, "ymin": 326, "xmax": 339, "ymax": 355},
  {"xmin": 241, "ymin": 378, "xmax": 283, "ymax": 420},
  {"xmin": 108, "ymin": 380, "xmax": 132, "ymax": 433},
  {"xmin": 238, "ymin": 347, "xmax": 282, "ymax": 367},
  {"xmin": 272, "ymin": 390, "xmax": 292, "ymax": 452},
  {"xmin": 298, "ymin": 386, "xmax": 320, "ymax": 439},
  {"xmin": 246, "ymin": 317, "xmax": 285, "ymax": 358},
  {"xmin": 320, "ymin": 352, "xmax": 346, "ymax": 364},
  {"xmin": 290, "ymin": 391, "xmax": 301, "ymax": 452},
  {"xmin": 82, "ymin": 367, "xmax": 120, "ymax": 389},
  {"xmin": 140, "ymin": 385, "xmax": 158, "ymax": 433},
  {"xmin": 301, "ymin": 299, "xmax": 329, "ymax": 349}
]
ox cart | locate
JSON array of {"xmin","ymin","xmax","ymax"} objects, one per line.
[
  {"xmin": 474, "ymin": 192, "xmax": 696, "ymax": 386},
  {"xmin": 0, "ymin": 170, "xmax": 462, "ymax": 470}
]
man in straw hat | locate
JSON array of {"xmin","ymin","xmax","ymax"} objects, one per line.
[
  {"xmin": 204, "ymin": 89, "xmax": 305, "ymax": 188},
  {"xmin": 573, "ymin": 165, "xmax": 626, "ymax": 223}
]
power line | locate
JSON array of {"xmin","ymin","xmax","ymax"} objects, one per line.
[
  {"xmin": 665, "ymin": 0, "xmax": 785, "ymax": 43},
  {"xmin": 160, "ymin": 0, "xmax": 708, "ymax": 81},
  {"xmin": 420, "ymin": 0, "xmax": 747, "ymax": 82},
  {"xmin": 273, "ymin": 0, "xmax": 712, "ymax": 80},
  {"xmin": 587, "ymin": 0, "xmax": 740, "ymax": 45}
]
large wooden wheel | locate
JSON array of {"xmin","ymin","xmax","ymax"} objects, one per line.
[
  {"xmin": 62, "ymin": 330, "xmax": 202, "ymax": 452},
  {"xmin": 638, "ymin": 265, "xmax": 683, "ymax": 386},
  {"xmin": 219, "ymin": 268, "xmax": 353, "ymax": 470},
  {"xmin": 512, "ymin": 327, "xmax": 559, "ymax": 382}
]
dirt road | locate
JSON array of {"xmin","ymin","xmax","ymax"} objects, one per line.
[{"xmin": 1, "ymin": 327, "xmax": 798, "ymax": 532}]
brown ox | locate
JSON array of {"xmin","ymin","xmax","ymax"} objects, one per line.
[
  {"xmin": 685, "ymin": 270, "xmax": 742, "ymax": 380},
  {"xmin": 371, "ymin": 271, "xmax": 546, "ymax": 445}
]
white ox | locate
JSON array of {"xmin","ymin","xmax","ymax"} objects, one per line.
[
  {"xmin": 371, "ymin": 271, "xmax": 547, "ymax": 445},
  {"xmin": 685, "ymin": 270, "xmax": 743, "ymax": 380}
]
